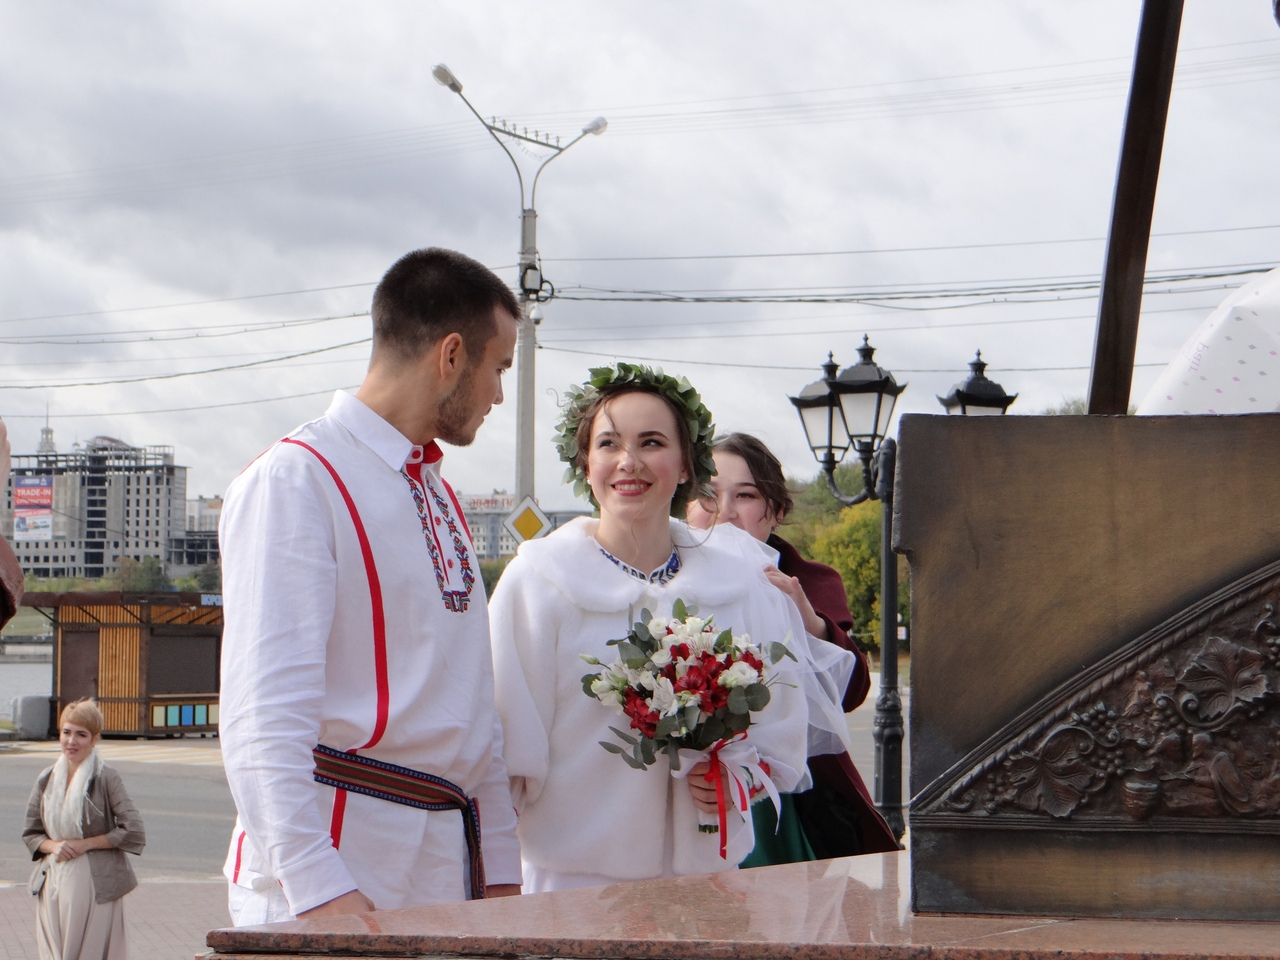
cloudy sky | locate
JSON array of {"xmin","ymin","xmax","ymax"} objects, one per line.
[{"xmin": 2, "ymin": 1, "xmax": 1278, "ymax": 509}]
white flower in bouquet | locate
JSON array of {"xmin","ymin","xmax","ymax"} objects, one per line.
[
  {"xmin": 719, "ymin": 660, "xmax": 762, "ymax": 689},
  {"xmin": 642, "ymin": 674, "xmax": 680, "ymax": 717},
  {"xmin": 584, "ymin": 658, "xmax": 640, "ymax": 708}
]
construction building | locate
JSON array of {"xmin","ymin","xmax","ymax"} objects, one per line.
[{"xmin": 1, "ymin": 427, "xmax": 187, "ymax": 579}]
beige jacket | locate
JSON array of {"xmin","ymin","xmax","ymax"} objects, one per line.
[
  {"xmin": 0, "ymin": 534, "xmax": 21, "ymax": 628},
  {"xmin": 23, "ymin": 762, "xmax": 146, "ymax": 903}
]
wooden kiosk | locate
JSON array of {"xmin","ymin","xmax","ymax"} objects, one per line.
[{"xmin": 22, "ymin": 591, "xmax": 223, "ymax": 737}]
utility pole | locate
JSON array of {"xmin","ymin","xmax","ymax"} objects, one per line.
[{"xmin": 433, "ymin": 65, "xmax": 606, "ymax": 501}]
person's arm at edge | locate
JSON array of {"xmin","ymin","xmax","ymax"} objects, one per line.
[
  {"xmin": 0, "ymin": 417, "xmax": 22, "ymax": 629},
  {"xmin": 0, "ymin": 535, "xmax": 20, "ymax": 630}
]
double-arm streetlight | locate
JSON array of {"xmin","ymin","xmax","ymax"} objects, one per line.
[
  {"xmin": 789, "ymin": 337, "xmax": 1016, "ymax": 841},
  {"xmin": 433, "ymin": 64, "xmax": 606, "ymax": 503}
]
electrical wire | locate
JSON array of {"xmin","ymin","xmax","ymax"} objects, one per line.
[
  {"xmin": 1, "ymin": 226, "xmax": 1274, "ymax": 330},
  {"xmin": 541, "ymin": 223, "xmax": 1280, "ymax": 264},
  {"xmin": 0, "ymin": 312, "xmax": 368, "ymax": 346},
  {"xmin": 2, "ymin": 42, "xmax": 1276, "ymax": 206},
  {"xmin": 1, "ymin": 385, "xmax": 359, "ymax": 420},
  {"xmin": 551, "ymin": 265, "xmax": 1273, "ymax": 305},
  {"xmin": 541, "ymin": 301, "xmax": 1214, "ymax": 337},
  {"xmin": 538, "ymin": 344, "xmax": 1167, "ymax": 374},
  {"xmin": 0, "ymin": 338, "xmax": 369, "ymax": 390}
]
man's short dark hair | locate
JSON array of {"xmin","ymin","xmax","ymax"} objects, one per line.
[{"xmin": 371, "ymin": 248, "xmax": 520, "ymax": 361}]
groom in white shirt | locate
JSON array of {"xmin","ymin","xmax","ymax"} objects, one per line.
[{"xmin": 218, "ymin": 248, "xmax": 523, "ymax": 923}]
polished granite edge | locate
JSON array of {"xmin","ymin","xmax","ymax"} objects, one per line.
[
  {"xmin": 205, "ymin": 854, "xmax": 1280, "ymax": 960},
  {"xmin": 204, "ymin": 943, "xmax": 1280, "ymax": 960}
]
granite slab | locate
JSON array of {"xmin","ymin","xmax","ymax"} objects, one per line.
[{"xmin": 205, "ymin": 852, "xmax": 1280, "ymax": 960}]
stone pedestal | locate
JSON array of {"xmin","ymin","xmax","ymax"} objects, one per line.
[
  {"xmin": 896, "ymin": 412, "xmax": 1280, "ymax": 920},
  {"xmin": 205, "ymin": 852, "xmax": 1280, "ymax": 960}
]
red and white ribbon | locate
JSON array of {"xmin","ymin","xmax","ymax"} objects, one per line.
[{"xmin": 671, "ymin": 733, "xmax": 780, "ymax": 860}]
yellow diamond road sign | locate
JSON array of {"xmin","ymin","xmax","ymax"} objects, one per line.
[{"xmin": 504, "ymin": 496, "xmax": 550, "ymax": 544}]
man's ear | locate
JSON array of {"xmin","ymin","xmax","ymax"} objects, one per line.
[{"xmin": 435, "ymin": 332, "xmax": 467, "ymax": 381}]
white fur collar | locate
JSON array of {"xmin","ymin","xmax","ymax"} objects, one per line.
[
  {"xmin": 510, "ymin": 517, "xmax": 779, "ymax": 613},
  {"xmin": 41, "ymin": 750, "xmax": 100, "ymax": 841}
]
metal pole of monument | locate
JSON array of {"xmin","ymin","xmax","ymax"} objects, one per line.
[
  {"xmin": 870, "ymin": 438, "xmax": 905, "ymax": 843},
  {"xmin": 1086, "ymin": 0, "xmax": 1183, "ymax": 414}
]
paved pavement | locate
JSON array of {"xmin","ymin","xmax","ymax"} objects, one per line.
[
  {"xmin": 0, "ymin": 880, "xmax": 229, "ymax": 960},
  {"xmin": 0, "ymin": 678, "xmax": 909, "ymax": 960}
]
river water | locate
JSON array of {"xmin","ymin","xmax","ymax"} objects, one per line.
[{"xmin": 0, "ymin": 661, "xmax": 53, "ymax": 720}]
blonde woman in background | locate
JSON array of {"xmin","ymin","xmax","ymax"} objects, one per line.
[{"xmin": 23, "ymin": 699, "xmax": 146, "ymax": 960}]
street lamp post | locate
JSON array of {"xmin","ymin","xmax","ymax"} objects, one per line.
[
  {"xmin": 789, "ymin": 339, "xmax": 1016, "ymax": 842},
  {"xmin": 433, "ymin": 64, "xmax": 606, "ymax": 503},
  {"xmin": 790, "ymin": 336, "xmax": 907, "ymax": 840},
  {"xmin": 937, "ymin": 351, "xmax": 1019, "ymax": 416}
]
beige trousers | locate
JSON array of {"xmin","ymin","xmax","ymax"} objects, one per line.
[{"xmin": 36, "ymin": 855, "xmax": 127, "ymax": 960}]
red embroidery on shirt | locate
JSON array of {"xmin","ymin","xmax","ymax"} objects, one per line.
[
  {"xmin": 404, "ymin": 459, "xmax": 475, "ymax": 613},
  {"xmin": 440, "ymin": 475, "xmax": 473, "ymax": 542}
]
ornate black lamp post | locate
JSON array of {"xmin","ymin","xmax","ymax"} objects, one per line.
[
  {"xmin": 789, "ymin": 335, "xmax": 907, "ymax": 841},
  {"xmin": 937, "ymin": 351, "xmax": 1019, "ymax": 416},
  {"xmin": 790, "ymin": 336, "xmax": 906, "ymax": 506},
  {"xmin": 790, "ymin": 340, "xmax": 1017, "ymax": 842}
]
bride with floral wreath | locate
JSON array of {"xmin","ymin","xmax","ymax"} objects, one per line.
[{"xmin": 489, "ymin": 363, "xmax": 849, "ymax": 893}]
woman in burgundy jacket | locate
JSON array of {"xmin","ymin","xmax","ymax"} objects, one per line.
[{"xmin": 687, "ymin": 432, "xmax": 898, "ymax": 861}]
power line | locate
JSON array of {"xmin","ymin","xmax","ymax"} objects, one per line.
[
  {"xmin": 0, "ymin": 338, "xmax": 369, "ymax": 390},
  {"xmin": 544, "ymin": 301, "xmax": 1213, "ymax": 337},
  {"xmin": 0, "ymin": 284, "xmax": 376, "ymax": 327},
  {"xmin": 0, "ymin": 312, "xmax": 368, "ymax": 346},
  {"xmin": 542, "ymin": 223, "xmax": 1280, "ymax": 264},
  {"xmin": 1, "ymin": 385, "xmax": 358, "ymax": 420},
  {"xmin": 0, "ymin": 267, "xmax": 1252, "ymax": 362},
  {"xmin": 523, "ymin": 38, "xmax": 1280, "ymax": 119},
  {"xmin": 539, "ymin": 344, "xmax": 1168, "ymax": 374},
  {"xmin": 552, "ymin": 265, "xmax": 1273, "ymax": 305},
  {"xmin": 2, "ymin": 43, "xmax": 1275, "ymax": 206},
  {"xmin": 542, "ymin": 305, "xmax": 1216, "ymax": 345},
  {"xmin": 2, "ymin": 225, "xmax": 1274, "ymax": 329}
]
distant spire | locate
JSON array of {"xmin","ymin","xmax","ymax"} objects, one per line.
[{"xmin": 37, "ymin": 405, "xmax": 56, "ymax": 455}]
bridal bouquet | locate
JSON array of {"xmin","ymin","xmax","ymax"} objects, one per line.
[{"xmin": 580, "ymin": 599, "xmax": 794, "ymax": 856}]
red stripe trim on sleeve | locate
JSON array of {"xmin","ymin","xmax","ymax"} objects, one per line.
[
  {"xmin": 329, "ymin": 787, "xmax": 349, "ymax": 849},
  {"xmin": 232, "ymin": 829, "xmax": 247, "ymax": 883}
]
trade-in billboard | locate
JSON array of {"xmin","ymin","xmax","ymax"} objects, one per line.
[{"xmin": 13, "ymin": 476, "xmax": 53, "ymax": 541}]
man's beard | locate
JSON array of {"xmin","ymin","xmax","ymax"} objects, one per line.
[{"xmin": 435, "ymin": 363, "xmax": 479, "ymax": 447}]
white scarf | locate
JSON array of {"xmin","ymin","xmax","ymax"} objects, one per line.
[{"xmin": 41, "ymin": 749, "xmax": 100, "ymax": 842}]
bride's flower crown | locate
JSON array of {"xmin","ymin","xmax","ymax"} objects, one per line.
[{"xmin": 553, "ymin": 362, "xmax": 716, "ymax": 517}]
